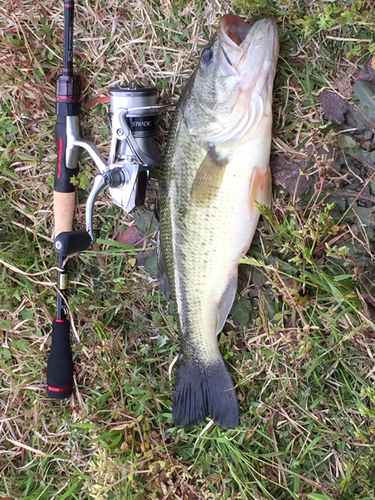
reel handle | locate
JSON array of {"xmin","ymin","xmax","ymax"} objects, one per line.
[
  {"xmin": 54, "ymin": 229, "xmax": 92, "ymax": 255},
  {"xmin": 47, "ymin": 320, "xmax": 74, "ymax": 399}
]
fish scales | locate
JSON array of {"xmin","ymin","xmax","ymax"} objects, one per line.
[{"xmin": 159, "ymin": 15, "xmax": 279, "ymax": 428}]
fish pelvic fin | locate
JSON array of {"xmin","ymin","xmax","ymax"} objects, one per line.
[{"xmin": 172, "ymin": 355, "xmax": 239, "ymax": 429}]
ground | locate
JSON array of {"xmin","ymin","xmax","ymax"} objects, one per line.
[{"xmin": 1, "ymin": 1, "xmax": 375, "ymax": 499}]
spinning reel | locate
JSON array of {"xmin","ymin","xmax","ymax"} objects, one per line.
[{"xmin": 55, "ymin": 84, "xmax": 162, "ymax": 253}]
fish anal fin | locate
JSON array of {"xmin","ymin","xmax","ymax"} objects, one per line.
[
  {"xmin": 249, "ymin": 165, "xmax": 272, "ymax": 214},
  {"xmin": 191, "ymin": 147, "xmax": 228, "ymax": 207},
  {"xmin": 172, "ymin": 355, "xmax": 239, "ymax": 429},
  {"xmin": 215, "ymin": 273, "xmax": 238, "ymax": 336}
]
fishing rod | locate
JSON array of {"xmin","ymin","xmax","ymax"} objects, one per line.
[
  {"xmin": 47, "ymin": 1, "xmax": 162, "ymax": 398},
  {"xmin": 47, "ymin": 0, "xmax": 91, "ymax": 399}
]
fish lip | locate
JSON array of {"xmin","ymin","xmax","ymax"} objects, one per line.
[
  {"xmin": 218, "ymin": 15, "xmax": 279, "ymax": 79},
  {"xmin": 217, "ymin": 15, "xmax": 249, "ymax": 76},
  {"xmin": 219, "ymin": 45, "xmax": 238, "ymax": 75}
]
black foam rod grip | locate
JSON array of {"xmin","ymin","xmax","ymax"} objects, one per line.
[
  {"xmin": 47, "ymin": 320, "xmax": 74, "ymax": 399},
  {"xmin": 54, "ymin": 229, "xmax": 92, "ymax": 256}
]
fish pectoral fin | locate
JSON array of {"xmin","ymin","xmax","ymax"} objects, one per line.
[
  {"xmin": 215, "ymin": 273, "xmax": 238, "ymax": 335},
  {"xmin": 190, "ymin": 147, "xmax": 228, "ymax": 207},
  {"xmin": 249, "ymin": 165, "xmax": 272, "ymax": 213}
]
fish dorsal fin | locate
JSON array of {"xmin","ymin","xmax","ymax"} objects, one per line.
[
  {"xmin": 215, "ymin": 272, "xmax": 238, "ymax": 335},
  {"xmin": 190, "ymin": 147, "xmax": 228, "ymax": 207}
]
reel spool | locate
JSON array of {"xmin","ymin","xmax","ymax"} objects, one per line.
[{"xmin": 107, "ymin": 84, "xmax": 161, "ymax": 213}]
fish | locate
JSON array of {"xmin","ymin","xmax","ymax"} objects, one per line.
[{"xmin": 159, "ymin": 14, "xmax": 279, "ymax": 429}]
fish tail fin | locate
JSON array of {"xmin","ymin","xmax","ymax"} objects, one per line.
[{"xmin": 172, "ymin": 356, "xmax": 239, "ymax": 429}]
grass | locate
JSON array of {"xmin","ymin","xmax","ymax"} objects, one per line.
[{"xmin": 1, "ymin": 0, "xmax": 375, "ymax": 499}]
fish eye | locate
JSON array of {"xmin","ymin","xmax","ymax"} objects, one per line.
[{"xmin": 201, "ymin": 48, "xmax": 213, "ymax": 65}]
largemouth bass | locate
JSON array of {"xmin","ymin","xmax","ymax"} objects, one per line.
[{"xmin": 159, "ymin": 15, "xmax": 279, "ymax": 428}]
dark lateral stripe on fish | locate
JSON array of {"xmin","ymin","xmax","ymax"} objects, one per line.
[{"xmin": 172, "ymin": 356, "xmax": 239, "ymax": 429}]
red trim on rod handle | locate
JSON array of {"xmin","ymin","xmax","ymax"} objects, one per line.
[
  {"xmin": 57, "ymin": 136, "xmax": 63, "ymax": 179},
  {"xmin": 47, "ymin": 386, "xmax": 72, "ymax": 392}
]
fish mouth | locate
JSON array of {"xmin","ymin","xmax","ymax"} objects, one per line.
[
  {"xmin": 218, "ymin": 15, "xmax": 279, "ymax": 89},
  {"xmin": 200, "ymin": 15, "xmax": 279, "ymax": 143}
]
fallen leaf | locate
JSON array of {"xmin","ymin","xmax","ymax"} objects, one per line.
[
  {"xmin": 115, "ymin": 225, "xmax": 144, "ymax": 247},
  {"xmin": 144, "ymin": 251, "xmax": 158, "ymax": 276},
  {"xmin": 356, "ymin": 67, "xmax": 373, "ymax": 83},
  {"xmin": 135, "ymin": 249, "xmax": 154, "ymax": 268},
  {"xmin": 231, "ymin": 297, "xmax": 251, "ymax": 327},
  {"xmin": 339, "ymin": 142, "xmax": 375, "ymax": 169},
  {"xmin": 344, "ymin": 109, "xmax": 358, "ymax": 128},
  {"xmin": 334, "ymin": 74, "xmax": 353, "ymax": 98},
  {"xmin": 337, "ymin": 134, "xmax": 357, "ymax": 150},
  {"xmin": 271, "ymin": 156, "xmax": 313, "ymax": 197},
  {"xmin": 356, "ymin": 57, "xmax": 375, "ymax": 85},
  {"xmin": 320, "ymin": 90, "xmax": 349, "ymax": 123},
  {"xmin": 133, "ymin": 209, "xmax": 159, "ymax": 236},
  {"xmin": 351, "ymin": 80, "xmax": 375, "ymax": 132}
]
